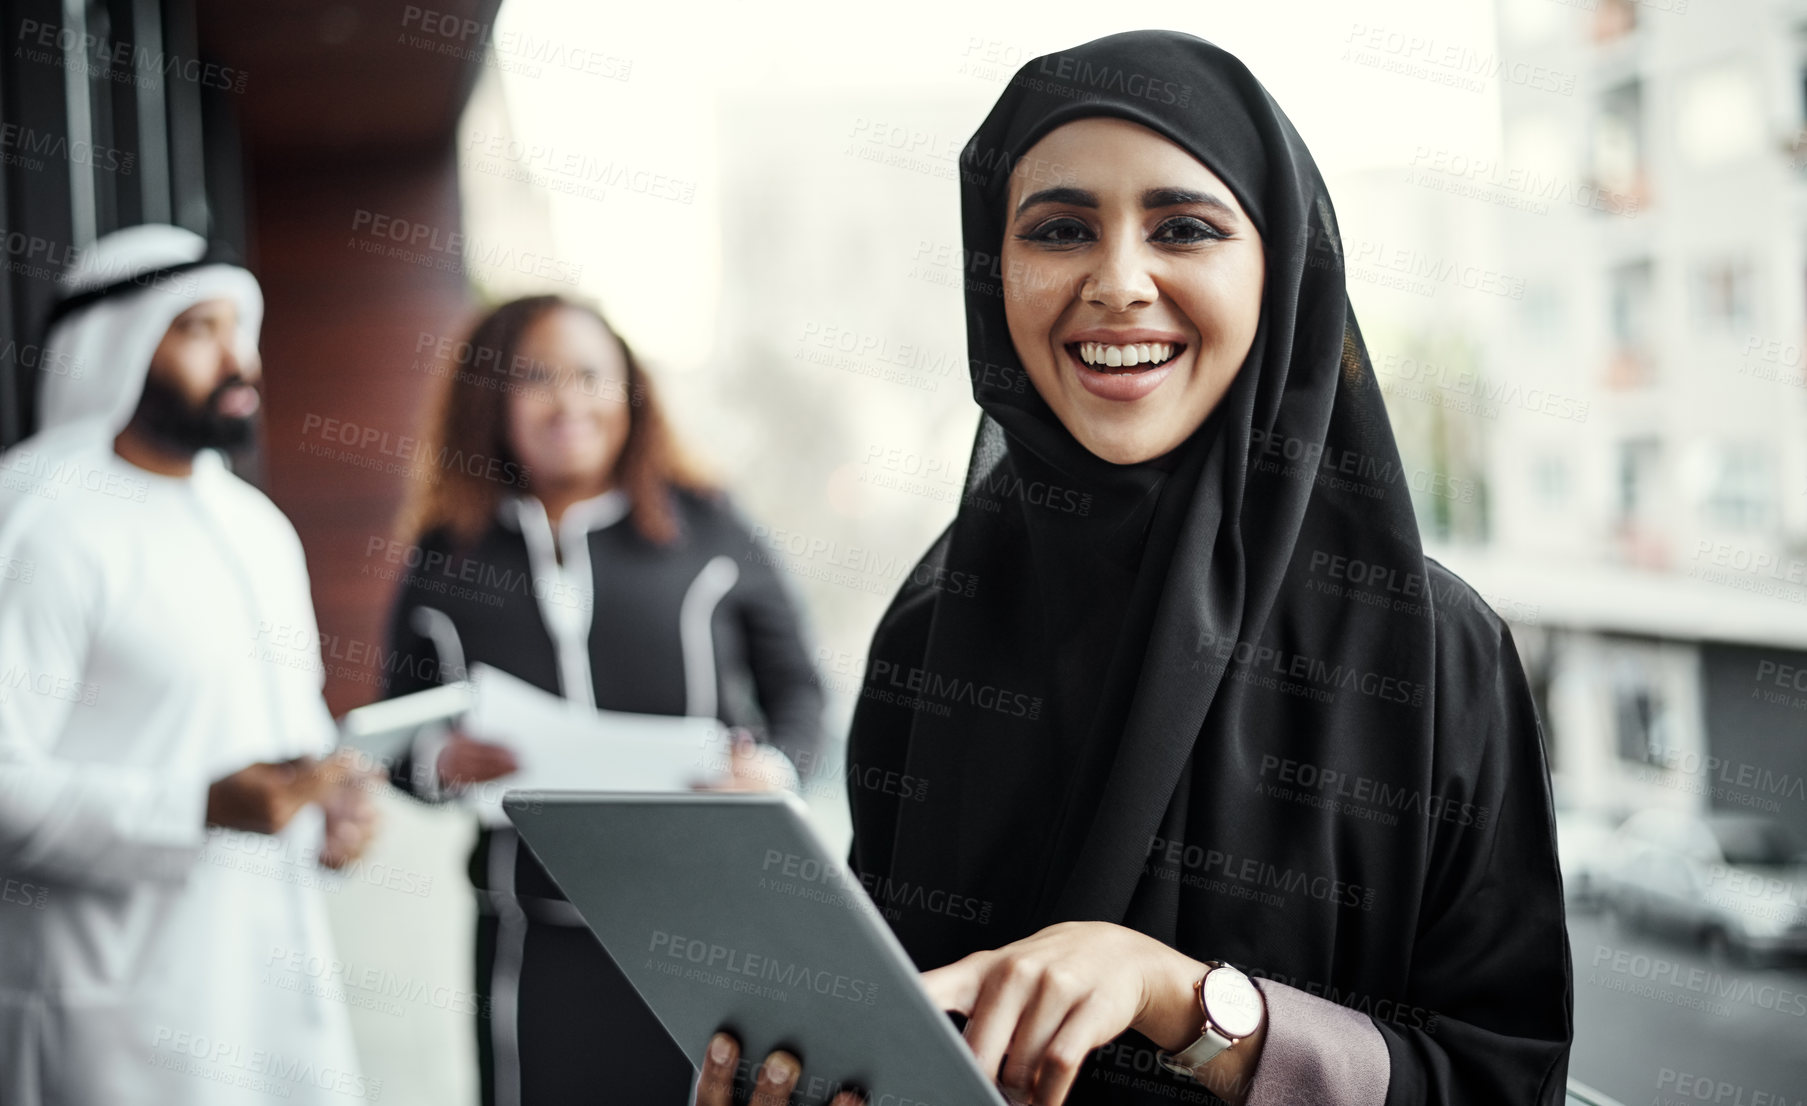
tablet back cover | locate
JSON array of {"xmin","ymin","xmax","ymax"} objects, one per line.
[{"xmin": 506, "ymin": 791, "xmax": 1006, "ymax": 1106}]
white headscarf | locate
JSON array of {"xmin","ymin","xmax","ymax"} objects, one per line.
[{"xmin": 0, "ymin": 224, "xmax": 263, "ymax": 513}]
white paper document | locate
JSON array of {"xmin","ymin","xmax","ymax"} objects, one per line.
[
  {"xmin": 336, "ymin": 681, "xmax": 474, "ymax": 761},
  {"xmin": 459, "ymin": 662, "xmax": 733, "ymax": 826}
]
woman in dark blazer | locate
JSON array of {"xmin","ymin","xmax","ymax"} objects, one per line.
[{"xmin": 381, "ymin": 294, "xmax": 826, "ymax": 1106}]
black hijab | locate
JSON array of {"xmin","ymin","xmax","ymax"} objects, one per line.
[{"xmin": 846, "ymin": 29, "xmax": 1571, "ymax": 1106}]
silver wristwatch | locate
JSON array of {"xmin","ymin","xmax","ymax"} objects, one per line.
[{"xmin": 1154, "ymin": 961, "xmax": 1265, "ymax": 1080}]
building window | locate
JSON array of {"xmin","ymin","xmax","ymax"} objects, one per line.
[
  {"xmin": 1700, "ymin": 442, "xmax": 1772, "ymax": 531},
  {"xmin": 1592, "ymin": 81, "xmax": 1646, "ymax": 210},
  {"xmin": 1534, "ymin": 453, "xmax": 1571, "ymax": 509},
  {"xmin": 1607, "ymin": 260, "xmax": 1656, "ymax": 386},
  {"xmin": 1690, "ymin": 258, "xmax": 1755, "ymax": 332},
  {"xmin": 1611, "ymin": 655, "xmax": 1672, "ymax": 766},
  {"xmin": 1616, "ymin": 437, "xmax": 1663, "ymax": 524}
]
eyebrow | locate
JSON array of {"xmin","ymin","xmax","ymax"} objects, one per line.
[{"xmin": 1014, "ymin": 185, "xmax": 1239, "ymax": 223}]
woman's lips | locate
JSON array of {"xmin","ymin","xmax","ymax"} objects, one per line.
[{"xmin": 1064, "ymin": 342, "xmax": 1180, "ymax": 402}]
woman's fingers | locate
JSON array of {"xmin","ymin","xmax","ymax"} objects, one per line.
[
  {"xmin": 998, "ymin": 969, "xmax": 1085, "ymax": 1101},
  {"xmin": 919, "ymin": 953, "xmax": 986, "ymax": 1016},
  {"xmin": 746, "ymin": 1050, "xmax": 801, "ymax": 1106},
  {"xmin": 961, "ymin": 955, "xmax": 1041, "ymax": 1087},
  {"xmin": 1031, "ymin": 995, "xmax": 1113, "ymax": 1106},
  {"xmin": 694, "ymin": 1031, "xmax": 738, "ymax": 1106},
  {"xmin": 829, "ymin": 1093, "xmax": 866, "ymax": 1106}
]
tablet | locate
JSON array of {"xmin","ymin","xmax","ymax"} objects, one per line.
[{"xmin": 504, "ymin": 791, "xmax": 1008, "ymax": 1106}]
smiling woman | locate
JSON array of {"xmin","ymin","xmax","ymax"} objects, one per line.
[
  {"xmin": 381, "ymin": 295, "xmax": 829, "ymax": 1106},
  {"xmin": 1001, "ymin": 117, "xmax": 1265, "ymax": 463},
  {"xmin": 696, "ymin": 28, "xmax": 1572, "ymax": 1106}
]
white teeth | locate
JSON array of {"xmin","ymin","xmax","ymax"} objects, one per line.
[{"xmin": 1077, "ymin": 341, "xmax": 1176, "ymax": 368}]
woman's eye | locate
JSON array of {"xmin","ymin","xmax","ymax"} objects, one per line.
[
  {"xmin": 1022, "ymin": 217, "xmax": 1093, "ymax": 246},
  {"xmin": 1153, "ymin": 217, "xmax": 1226, "ymax": 245}
]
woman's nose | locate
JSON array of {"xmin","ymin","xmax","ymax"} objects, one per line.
[{"xmin": 1083, "ymin": 238, "xmax": 1157, "ymax": 312}]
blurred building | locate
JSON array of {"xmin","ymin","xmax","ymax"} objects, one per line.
[
  {"xmin": 1436, "ymin": 0, "xmax": 1807, "ymax": 838},
  {"xmin": 1489, "ymin": 0, "xmax": 1807, "ymax": 570}
]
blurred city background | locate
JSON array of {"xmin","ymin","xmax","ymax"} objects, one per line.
[{"xmin": 2, "ymin": 0, "xmax": 1804, "ymax": 1102}]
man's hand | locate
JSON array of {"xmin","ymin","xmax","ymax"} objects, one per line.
[
  {"xmin": 206, "ymin": 756, "xmax": 330, "ymax": 835},
  {"xmin": 317, "ymin": 750, "xmax": 382, "ymax": 869}
]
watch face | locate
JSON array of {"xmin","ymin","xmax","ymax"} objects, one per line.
[{"xmin": 1202, "ymin": 966, "xmax": 1263, "ymax": 1039}]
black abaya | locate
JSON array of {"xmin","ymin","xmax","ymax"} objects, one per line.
[{"xmin": 845, "ymin": 29, "xmax": 1572, "ymax": 1106}]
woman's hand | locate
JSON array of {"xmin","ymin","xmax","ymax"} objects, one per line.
[
  {"xmin": 436, "ymin": 731, "xmax": 519, "ymax": 789},
  {"xmin": 921, "ymin": 921, "xmax": 1264, "ymax": 1106},
  {"xmin": 693, "ymin": 730, "xmax": 793, "ymax": 793},
  {"xmin": 692, "ymin": 1030, "xmax": 863, "ymax": 1106}
]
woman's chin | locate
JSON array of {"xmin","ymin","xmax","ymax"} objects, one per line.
[
  {"xmin": 528, "ymin": 457, "xmax": 607, "ymax": 488},
  {"xmin": 1070, "ymin": 424, "xmax": 1180, "ymax": 466}
]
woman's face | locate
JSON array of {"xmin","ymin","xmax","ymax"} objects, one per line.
[
  {"xmin": 1001, "ymin": 116, "xmax": 1265, "ymax": 464},
  {"xmin": 505, "ymin": 306, "xmax": 633, "ymax": 491}
]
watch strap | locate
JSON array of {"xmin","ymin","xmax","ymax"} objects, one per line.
[{"xmin": 1154, "ymin": 1022, "xmax": 1234, "ymax": 1078}]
